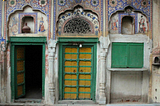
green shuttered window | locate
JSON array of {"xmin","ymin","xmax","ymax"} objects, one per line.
[{"xmin": 111, "ymin": 43, "xmax": 144, "ymax": 68}]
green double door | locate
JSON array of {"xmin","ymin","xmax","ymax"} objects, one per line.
[{"xmin": 59, "ymin": 43, "xmax": 97, "ymax": 100}]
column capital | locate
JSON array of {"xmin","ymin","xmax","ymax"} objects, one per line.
[{"xmin": 48, "ymin": 40, "xmax": 57, "ymax": 57}]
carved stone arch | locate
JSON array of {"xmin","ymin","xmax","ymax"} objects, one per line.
[{"xmin": 57, "ymin": 5, "xmax": 99, "ymax": 36}]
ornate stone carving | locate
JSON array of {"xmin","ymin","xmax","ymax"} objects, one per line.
[{"xmin": 64, "ymin": 18, "xmax": 91, "ymax": 34}]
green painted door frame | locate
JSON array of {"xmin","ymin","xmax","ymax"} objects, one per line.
[
  {"xmin": 10, "ymin": 37, "xmax": 46, "ymax": 100},
  {"xmin": 58, "ymin": 37, "xmax": 98, "ymax": 101}
]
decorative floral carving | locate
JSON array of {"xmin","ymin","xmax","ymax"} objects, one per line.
[
  {"xmin": 141, "ymin": 0, "xmax": 148, "ymax": 8},
  {"xmin": 109, "ymin": 0, "xmax": 118, "ymax": 7},
  {"xmin": 9, "ymin": 0, "xmax": 17, "ymax": 7},
  {"xmin": 91, "ymin": 0, "xmax": 99, "ymax": 7},
  {"xmin": 58, "ymin": 0, "xmax": 66, "ymax": 6},
  {"xmin": 39, "ymin": 0, "xmax": 47, "ymax": 7},
  {"xmin": 64, "ymin": 18, "xmax": 91, "ymax": 34}
]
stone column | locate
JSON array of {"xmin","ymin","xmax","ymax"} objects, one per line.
[
  {"xmin": 98, "ymin": 36, "xmax": 110, "ymax": 104},
  {"xmin": 48, "ymin": 40, "xmax": 57, "ymax": 104}
]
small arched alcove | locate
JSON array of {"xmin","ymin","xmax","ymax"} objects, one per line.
[
  {"xmin": 154, "ymin": 57, "xmax": 159, "ymax": 63},
  {"xmin": 22, "ymin": 16, "xmax": 34, "ymax": 33},
  {"xmin": 121, "ymin": 16, "xmax": 134, "ymax": 34}
]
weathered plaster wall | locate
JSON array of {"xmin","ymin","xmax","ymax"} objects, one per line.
[
  {"xmin": 151, "ymin": 0, "xmax": 160, "ymax": 103},
  {"xmin": 153, "ymin": 0, "xmax": 160, "ymax": 47},
  {"xmin": 111, "ymin": 71, "xmax": 142, "ymax": 103}
]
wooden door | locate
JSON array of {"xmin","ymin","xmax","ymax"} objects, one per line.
[
  {"xmin": 15, "ymin": 46, "xmax": 25, "ymax": 98},
  {"xmin": 61, "ymin": 45, "xmax": 94, "ymax": 100}
]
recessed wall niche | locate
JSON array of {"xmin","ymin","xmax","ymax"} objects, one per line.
[
  {"xmin": 121, "ymin": 16, "xmax": 134, "ymax": 34},
  {"xmin": 19, "ymin": 13, "xmax": 37, "ymax": 34},
  {"xmin": 22, "ymin": 16, "xmax": 33, "ymax": 33}
]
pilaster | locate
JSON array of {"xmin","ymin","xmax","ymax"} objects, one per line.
[
  {"xmin": 47, "ymin": 39, "xmax": 57, "ymax": 105},
  {"xmin": 98, "ymin": 36, "xmax": 110, "ymax": 104}
]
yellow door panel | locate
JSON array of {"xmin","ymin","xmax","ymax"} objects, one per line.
[
  {"xmin": 85, "ymin": 81, "xmax": 91, "ymax": 86},
  {"xmin": 65, "ymin": 81, "xmax": 77, "ymax": 86},
  {"xmin": 79, "ymin": 48, "xmax": 91, "ymax": 53},
  {"xmin": 65, "ymin": 74, "xmax": 71, "ymax": 79},
  {"xmin": 72, "ymin": 81, "xmax": 77, "ymax": 86},
  {"xmin": 65, "ymin": 48, "xmax": 72, "ymax": 53},
  {"xmin": 79, "ymin": 87, "xmax": 91, "ymax": 92},
  {"xmin": 64, "ymin": 94, "xmax": 70, "ymax": 99},
  {"xmin": 65, "ymin": 61, "xmax": 77, "ymax": 66},
  {"xmin": 79, "ymin": 67, "xmax": 86, "ymax": 72},
  {"xmin": 79, "ymin": 93, "xmax": 84, "ymax": 98},
  {"xmin": 65, "ymin": 67, "xmax": 77, "ymax": 72},
  {"xmin": 65, "ymin": 74, "xmax": 77, "ymax": 79},
  {"xmin": 65, "ymin": 54, "xmax": 77, "ymax": 59},
  {"xmin": 17, "ymin": 48, "xmax": 25, "ymax": 59},
  {"xmin": 86, "ymin": 61, "xmax": 91, "ymax": 66},
  {"xmin": 84, "ymin": 94, "xmax": 91, "ymax": 98},
  {"xmin": 65, "ymin": 48, "xmax": 77, "ymax": 53},
  {"xmin": 79, "ymin": 74, "xmax": 85, "ymax": 79},
  {"xmin": 64, "ymin": 87, "xmax": 71, "ymax": 92},
  {"xmin": 71, "ymin": 94, "xmax": 77, "ymax": 99},
  {"xmin": 79, "ymin": 67, "xmax": 91, "ymax": 72},
  {"xmin": 79, "ymin": 80, "xmax": 85, "ymax": 85},
  {"xmin": 17, "ymin": 73, "xmax": 24, "ymax": 84},
  {"xmin": 71, "ymin": 87, "xmax": 77, "ymax": 92},
  {"xmin": 65, "ymin": 81, "xmax": 72, "ymax": 85},
  {"xmin": 79, "ymin": 61, "xmax": 91, "ymax": 66},
  {"xmin": 79, "ymin": 61, "xmax": 85, "ymax": 66},
  {"xmin": 79, "ymin": 54, "xmax": 91, "ymax": 59},
  {"xmin": 17, "ymin": 85, "xmax": 23, "ymax": 96},
  {"xmin": 86, "ymin": 54, "xmax": 91, "ymax": 59},
  {"xmin": 85, "ymin": 75, "xmax": 91, "ymax": 79},
  {"xmin": 17, "ymin": 61, "xmax": 24, "ymax": 71},
  {"xmin": 72, "ymin": 75, "xmax": 77, "ymax": 79},
  {"xmin": 79, "ymin": 93, "xmax": 91, "ymax": 99},
  {"xmin": 65, "ymin": 87, "xmax": 77, "ymax": 92},
  {"xmin": 85, "ymin": 67, "xmax": 91, "ymax": 72}
]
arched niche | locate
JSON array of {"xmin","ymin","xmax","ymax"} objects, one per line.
[
  {"xmin": 21, "ymin": 15, "xmax": 35, "ymax": 33},
  {"xmin": 8, "ymin": 5, "xmax": 48, "ymax": 37},
  {"xmin": 57, "ymin": 5, "xmax": 99, "ymax": 36},
  {"xmin": 121, "ymin": 16, "xmax": 134, "ymax": 34},
  {"xmin": 109, "ymin": 6, "xmax": 148, "ymax": 34}
]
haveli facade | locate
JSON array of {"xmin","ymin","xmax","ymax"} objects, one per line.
[{"xmin": 0, "ymin": 0, "xmax": 159, "ymax": 105}]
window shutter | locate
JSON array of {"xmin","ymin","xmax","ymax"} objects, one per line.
[
  {"xmin": 112, "ymin": 43, "xmax": 127, "ymax": 68},
  {"xmin": 128, "ymin": 43, "xmax": 143, "ymax": 68}
]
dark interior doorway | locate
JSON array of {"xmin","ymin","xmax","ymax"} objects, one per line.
[{"xmin": 25, "ymin": 45, "xmax": 42, "ymax": 99}]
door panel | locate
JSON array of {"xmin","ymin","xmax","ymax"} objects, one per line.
[
  {"xmin": 15, "ymin": 46, "xmax": 25, "ymax": 98},
  {"xmin": 62, "ymin": 46, "xmax": 93, "ymax": 100}
]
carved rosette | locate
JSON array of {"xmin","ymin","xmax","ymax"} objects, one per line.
[{"xmin": 9, "ymin": 0, "xmax": 17, "ymax": 7}]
